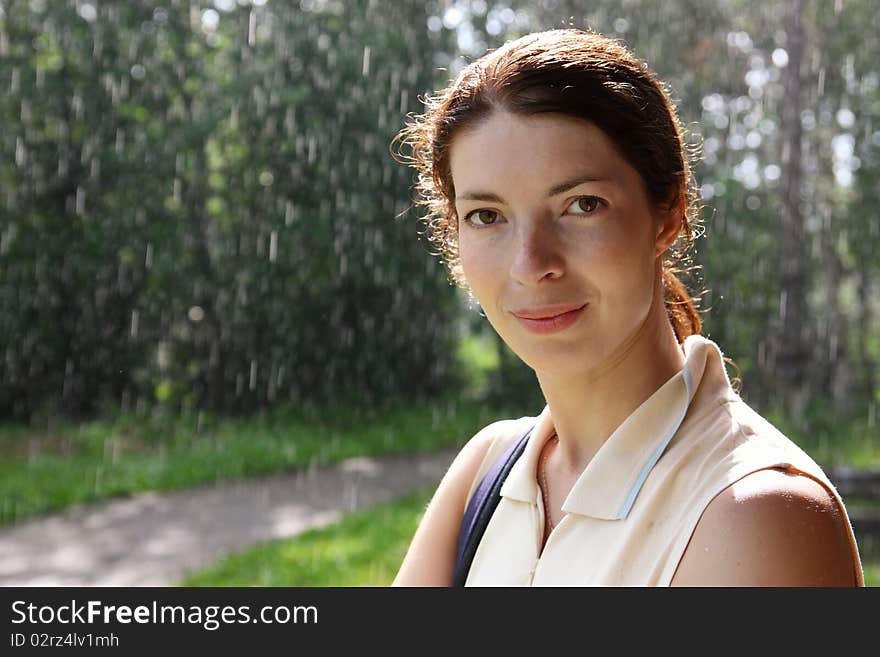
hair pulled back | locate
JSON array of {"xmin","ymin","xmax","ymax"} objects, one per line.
[{"xmin": 393, "ymin": 28, "xmax": 702, "ymax": 341}]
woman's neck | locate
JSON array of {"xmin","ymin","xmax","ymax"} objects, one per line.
[{"xmin": 534, "ymin": 283, "xmax": 686, "ymax": 476}]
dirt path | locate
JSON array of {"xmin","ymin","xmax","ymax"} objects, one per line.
[{"xmin": 0, "ymin": 448, "xmax": 457, "ymax": 586}]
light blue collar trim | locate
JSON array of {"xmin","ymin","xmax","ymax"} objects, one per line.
[{"xmin": 613, "ymin": 363, "xmax": 693, "ymax": 519}]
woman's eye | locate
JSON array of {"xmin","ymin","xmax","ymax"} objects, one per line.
[
  {"xmin": 566, "ymin": 196, "xmax": 603, "ymax": 215},
  {"xmin": 464, "ymin": 209, "xmax": 501, "ymax": 226}
]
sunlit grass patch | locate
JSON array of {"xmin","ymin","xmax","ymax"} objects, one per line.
[{"xmin": 181, "ymin": 488, "xmax": 434, "ymax": 586}]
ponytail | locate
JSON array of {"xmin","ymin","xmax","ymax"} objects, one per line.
[{"xmin": 663, "ymin": 269, "xmax": 701, "ymax": 343}]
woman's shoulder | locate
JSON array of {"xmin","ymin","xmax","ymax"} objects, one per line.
[
  {"xmin": 448, "ymin": 415, "xmax": 535, "ymax": 473},
  {"xmin": 672, "ymin": 398, "xmax": 863, "ymax": 585},
  {"xmin": 713, "ymin": 394, "xmax": 831, "ymax": 480},
  {"xmin": 671, "ymin": 467, "xmax": 862, "ymax": 586},
  {"xmin": 460, "ymin": 415, "xmax": 539, "ymax": 506},
  {"xmin": 672, "ymin": 391, "xmax": 835, "ymax": 499},
  {"xmin": 391, "ymin": 413, "xmax": 537, "ymax": 586}
]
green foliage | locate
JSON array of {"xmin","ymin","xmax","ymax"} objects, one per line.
[
  {"xmin": 762, "ymin": 400, "xmax": 880, "ymax": 468},
  {"xmin": 0, "ymin": 0, "xmax": 460, "ymax": 420},
  {"xmin": 456, "ymin": 332, "xmax": 500, "ymax": 399},
  {"xmin": 2, "ymin": 0, "xmax": 879, "ymax": 453},
  {"xmin": 181, "ymin": 487, "xmax": 434, "ymax": 587}
]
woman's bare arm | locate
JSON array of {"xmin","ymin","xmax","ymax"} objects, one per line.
[
  {"xmin": 391, "ymin": 425, "xmax": 501, "ymax": 587},
  {"xmin": 671, "ymin": 468, "xmax": 859, "ymax": 586}
]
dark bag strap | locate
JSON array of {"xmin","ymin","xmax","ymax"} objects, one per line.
[{"xmin": 453, "ymin": 423, "xmax": 535, "ymax": 587}]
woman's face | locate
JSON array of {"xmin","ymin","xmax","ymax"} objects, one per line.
[{"xmin": 449, "ymin": 110, "xmax": 678, "ymax": 376}]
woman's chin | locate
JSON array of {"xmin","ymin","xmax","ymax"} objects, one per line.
[{"xmin": 518, "ymin": 345, "xmax": 611, "ymax": 379}]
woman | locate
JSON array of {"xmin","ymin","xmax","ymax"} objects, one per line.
[{"xmin": 390, "ymin": 28, "xmax": 863, "ymax": 586}]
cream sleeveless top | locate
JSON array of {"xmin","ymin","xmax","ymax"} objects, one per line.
[{"xmin": 463, "ymin": 335, "xmax": 864, "ymax": 586}]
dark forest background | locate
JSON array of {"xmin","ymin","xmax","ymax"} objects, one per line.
[{"xmin": 1, "ymin": 0, "xmax": 878, "ymax": 438}]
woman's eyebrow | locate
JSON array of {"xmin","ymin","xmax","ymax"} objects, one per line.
[
  {"xmin": 546, "ymin": 174, "xmax": 608, "ymax": 197},
  {"xmin": 456, "ymin": 190, "xmax": 505, "ymax": 203},
  {"xmin": 456, "ymin": 173, "xmax": 608, "ymax": 203}
]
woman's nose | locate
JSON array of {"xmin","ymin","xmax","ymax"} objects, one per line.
[{"xmin": 508, "ymin": 221, "xmax": 565, "ymax": 285}]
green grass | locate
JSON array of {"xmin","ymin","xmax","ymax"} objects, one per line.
[
  {"xmin": 0, "ymin": 397, "xmax": 517, "ymax": 527},
  {"xmin": 864, "ymin": 561, "xmax": 880, "ymax": 587},
  {"xmin": 181, "ymin": 488, "xmax": 435, "ymax": 586}
]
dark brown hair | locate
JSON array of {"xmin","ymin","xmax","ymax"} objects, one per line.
[{"xmin": 392, "ymin": 28, "xmax": 702, "ymax": 341}]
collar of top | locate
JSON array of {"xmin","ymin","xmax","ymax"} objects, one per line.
[{"xmin": 499, "ymin": 335, "xmax": 734, "ymax": 521}]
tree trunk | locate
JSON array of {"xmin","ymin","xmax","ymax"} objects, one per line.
[
  {"xmin": 775, "ymin": 0, "xmax": 810, "ymax": 417},
  {"xmin": 856, "ymin": 266, "xmax": 876, "ymax": 404},
  {"xmin": 818, "ymin": 201, "xmax": 848, "ymax": 412}
]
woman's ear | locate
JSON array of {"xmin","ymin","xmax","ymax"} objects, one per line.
[{"xmin": 654, "ymin": 203, "xmax": 684, "ymax": 257}]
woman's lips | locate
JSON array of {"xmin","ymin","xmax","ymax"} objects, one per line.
[{"xmin": 510, "ymin": 304, "xmax": 587, "ymax": 334}]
